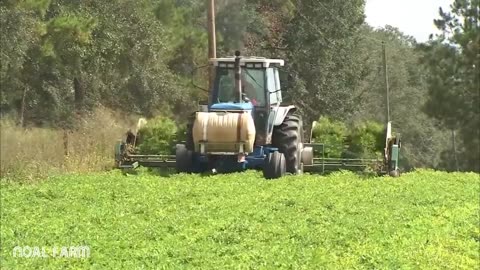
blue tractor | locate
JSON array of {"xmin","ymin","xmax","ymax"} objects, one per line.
[
  {"xmin": 115, "ymin": 51, "xmax": 401, "ymax": 178},
  {"xmin": 115, "ymin": 51, "xmax": 313, "ymax": 179},
  {"xmin": 176, "ymin": 51, "xmax": 313, "ymax": 179}
]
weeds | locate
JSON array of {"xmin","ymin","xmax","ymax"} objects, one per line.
[{"xmin": 0, "ymin": 108, "xmax": 133, "ymax": 181}]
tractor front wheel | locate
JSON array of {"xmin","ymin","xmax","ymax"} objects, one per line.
[
  {"xmin": 272, "ymin": 113, "xmax": 303, "ymax": 174},
  {"xmin": 176, "ymin": 144, "xmax": 192, "ymax": 173},
  {"xmin": 185, "ymin": 114, "xmax": 195, "ymax": 151},
  {"xmin": 263, "ymin": 151, "xmax": 286, "ymax": 179}
]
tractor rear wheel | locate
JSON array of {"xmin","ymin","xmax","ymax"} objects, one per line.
[
  {"xmin": 272, "ymin": 113, "xmax": 304, "ymax": 174},
  {"xmin": 263, "ymin": 151, "xmax": 286, "ymax": 179}
]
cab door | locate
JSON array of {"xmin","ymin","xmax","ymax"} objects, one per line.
[{"xmin": 265, "ymin": 67, "xmax": 282, "ymax": 144}]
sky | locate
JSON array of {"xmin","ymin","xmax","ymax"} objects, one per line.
[{"xmin": 365, "ymin": 0, "xmax": 452, "ymax": 42}]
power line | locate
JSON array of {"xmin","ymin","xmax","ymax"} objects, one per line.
[
  {"xmin": 293, "ymin": 0, "xmax": 335, "ymax": 49},
  {"xmin": 354, "ymin": 65, "xmax": 382, "ymax": 102},
  {"xmin": 287, "ymin": 0, "xmax": 386, "ymax": 76},
  {"xmin": 295, "ymin": 0, "xmax": 386, "ymax": 45},
  {"xmin": 316, "ymin": 0, "xmax": 386, "ymax": 44},
  {"xmin": 287, "ymin": 0, "xmax": 390, "ymax": 120}
]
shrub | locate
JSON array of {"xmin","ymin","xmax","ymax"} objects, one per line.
[
  {"xmin": 137, "ymin": 116, "xmax": 178, "ymax": 155},
  {"xmin": 311, "ymin": 117, "xmax": 348, "ymax": 158},
  {"xmin": 175, "ymin": 123, "xmax": 188, "ymax": 143},
  {"xmin": 346, "ymin": 121, "xmax": 385, "ymax": 159}
]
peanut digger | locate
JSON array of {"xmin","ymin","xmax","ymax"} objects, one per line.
[{"xmin": 115, "ymin": 51, "xmax": 401, "ymax": 179}]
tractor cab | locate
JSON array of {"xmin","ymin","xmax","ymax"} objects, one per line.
[
  {"xmin": 209, "ymin": 53, "xmax": 286, "ymax": 146},
  {"xmin": 209, "ymin": 56, "xmax": 285, "ymax": 109}
]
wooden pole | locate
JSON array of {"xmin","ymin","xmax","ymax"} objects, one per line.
[
  {"xmin": 452, "ymin": 129, "xmax": 459, "ymax": 171},
  {"xmin": 382, "ymin": 42, "xmax": 391, "ymax": 123},
  {"xmin": 207, "ymin": 0, "xmax": 216, "ymax": 92}
]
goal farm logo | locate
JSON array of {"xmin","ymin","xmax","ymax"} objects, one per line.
[{"xmin": 13, "ymin": 246, "xmax": 90, "ymax": 259}]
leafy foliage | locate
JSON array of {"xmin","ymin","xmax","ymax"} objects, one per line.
[
  {"xmin": 282, "ymin": 0, "xmax": 365, "ymax": 123},
  {"xmin": 311, "ymin": 117, "xmax": 348, "ymax": 158},
  {"xmin": 1, "ymin": 170, "xmax": 479, "ymax": 268},
  {"xmin": 346, "ymin": 121, "xmax": 385, "ymax": 159},
  {"xmin": 421, "ymin": 0, "xmax": 480, "ymax": 172},
  {"xmin": 312, "ymin": 117, "xmax": 385, "ymax": 159},
  {"xmin": 0, "ymin": 0, "xmax": 195, "ymax": 126},
  {"xmin": 138, "ymin": 116, "xmax": 178, "ymax": 155}
]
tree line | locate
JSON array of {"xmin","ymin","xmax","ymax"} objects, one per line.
[{"xmin": 1, "ymin": 0, "xmax": 478, "ymax": 172}]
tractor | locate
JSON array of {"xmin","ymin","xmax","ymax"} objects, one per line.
[
  {"xmin": 178, "ymin": 51, "xmax": 311, "ymax": 179},
  {"xmin": 115, "ymin": 51, "xmax": 401, "ymax": 178}
]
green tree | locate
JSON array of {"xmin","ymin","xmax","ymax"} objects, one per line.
[
  {"xmin": 421, "ymin": 0, "xmax": 480, "ymax": 172},
  {"xmin": 1, "ymin": 0, "xmax": 200, "ymax": 126},
  {"xmin": 281, "ymin": 0, "xmax": 366, "ymax": 123},
  {"xmin": 0, "ymin": 2, "xmax": 44, "ymax": 124},
  {"xmin": 351, "ymin": 26, "xmax": 452, "ymax": 170}
]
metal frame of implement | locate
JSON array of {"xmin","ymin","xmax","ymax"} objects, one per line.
[{"xmin": 115, "ymin": 140, "xmax": 401, "ymax": 176}]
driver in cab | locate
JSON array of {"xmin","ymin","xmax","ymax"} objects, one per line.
[{"xmin": 240, "ymin": 73, "xmax": 258, "ymax": 106}]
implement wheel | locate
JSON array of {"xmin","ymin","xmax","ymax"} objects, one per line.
[
  {"xmin": 272, "ymin": 113, "xmax": 304, "ymax": 174},
  {"xmin": 263, "ymin": 151, "xmax": 286, "ymax": 179},
  {"xmin": 389, "ymin": 170, "xmax": 400, "ymax": 178},
  {"xmin": 176, "ymin": 144, "xmax": 192, "ymax": 173}
]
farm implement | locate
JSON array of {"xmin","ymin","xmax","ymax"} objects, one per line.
[{"xmin": 115, "ymin": 52, "xmax": 401, "ymax": 179}]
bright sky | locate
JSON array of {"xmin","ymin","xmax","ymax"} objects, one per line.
[{"xmin": 365, "ymin": 0, "xmax": 452, "ymax": 42}]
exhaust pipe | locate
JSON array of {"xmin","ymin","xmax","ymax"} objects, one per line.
[{"xmin": 234, "ymin": 50, "xmax": 242, "ymax": 102}]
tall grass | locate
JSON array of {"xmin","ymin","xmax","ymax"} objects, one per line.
[{"xmin": 0, "ymin": 108, "xmax": 135, "ymax": 181}]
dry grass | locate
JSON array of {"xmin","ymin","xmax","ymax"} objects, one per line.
[{"xmin": 0, "ymin": 108, "xmax": 136, "ymax": 181}]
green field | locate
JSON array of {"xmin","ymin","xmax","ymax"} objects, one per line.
[{"xmin": 1, "ymin": 170, "xmax": 479, "ymax": 269}]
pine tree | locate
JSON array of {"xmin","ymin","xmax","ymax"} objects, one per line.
[{"xmin": 422, "ymin": 0, "xmax": 480, "ymax": 171}]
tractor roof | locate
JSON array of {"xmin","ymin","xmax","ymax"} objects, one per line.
[{"xmin": 210, "ymin": 57, "xmax": 285, "ymax": 68}]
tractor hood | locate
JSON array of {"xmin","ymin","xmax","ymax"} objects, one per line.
[{"xmin": 210, "ymin": 102, "xmax": 254, "ymax": 111}]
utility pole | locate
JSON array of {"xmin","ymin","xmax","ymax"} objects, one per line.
[
  {"xmin": 207, "ymin": 0, "xmax": 216, "ymax": 91},
  {"xmin": 382, "ymin": 42, "xmax": 391, "ymax": 123}
]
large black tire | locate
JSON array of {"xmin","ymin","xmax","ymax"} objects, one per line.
[
  {"xmin": 272, "ymin": 113, "xmax": 304, "ymax": 174},
  {"xmin": 263, "ymin": 151, "xmax": 286, "ymax": 179},
  {"xmin": 176, "ymin": 144, "xmax": 192, "ymax": 173}
]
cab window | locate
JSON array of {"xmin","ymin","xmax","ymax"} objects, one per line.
[{"xmin": 213, "ymin": 67, "xmax": 266, "ymax": 106}]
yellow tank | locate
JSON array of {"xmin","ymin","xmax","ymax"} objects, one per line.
[{"xmin": 192, "ymin": 112, "xmax": 256, "ymax": 153}]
